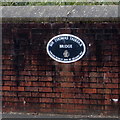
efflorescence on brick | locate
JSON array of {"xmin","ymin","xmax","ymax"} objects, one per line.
[{"xmin": 2, "ymin": 22, "xmax": 120, "ymax": 116}]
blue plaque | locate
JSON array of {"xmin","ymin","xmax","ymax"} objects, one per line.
[{"xmin": 47, "ymin": 34, "xmax": 86, "ymax": 63}]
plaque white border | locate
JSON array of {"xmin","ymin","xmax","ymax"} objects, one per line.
[{"xmin": 46, "ymin": 34, "xmax": 86, "ymax": 63}]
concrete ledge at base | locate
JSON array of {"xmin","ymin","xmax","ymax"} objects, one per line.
[
  {"xmin": 0, "ymin": 5, "xmax": 119, "ymax": 21},
  {"xmin": 2, "ymin": 112, "xmax": 119, "ymax": 118}
]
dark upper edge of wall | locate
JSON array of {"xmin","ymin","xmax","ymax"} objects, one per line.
[{"xmin": 1, "ymin": 5, "xmax": 120, "ymax": 22}]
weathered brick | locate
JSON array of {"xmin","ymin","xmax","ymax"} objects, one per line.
[
  {"xmin": 97, "ymin": 89, "xmax": 105, "ymax": 93},
  {"xmin": 45, "ymin": 93, "xmax": 61, "ymax": 98},
  {"xmin": 40, "ymin": 98, "xmax": 53, "ymax": 103},
  {"xmin": 106, "ymin": 84, "xmax": 118, "ymax": 88},
  {"xmin": 45, "ymin": 82, "xmax": 53, "ymax": 87},
  {"xmin": 2, "ymin": 75, "xmax": 13, "ymax": 81},
  {"xmin": 54, "ymin": 98, "xmax": 68, "ymax": 103},
  {"xmin": 104, "ymin": 89, "xmax": 111, "ymax": 94},
  {"xmin": 83, "ymin": 88, "xmax": 96, "ymax": 94},
  {"xmin": 111, "ymin": 89, "xmax": 119, "ymax": 94},
  {"xmin": 2, "ymin": 86, "xmax": 10, "ymax": 91},
  {"xmin": 89, "ymin": 72, "xmax": 102, "ymax": 77},
  {"xmin": 89, "ymin": 100, "xmax": 97, "ymax": 104},
  {"xmin": 53, "ymin": 88, "xmax": 71, "ymax": 93},
  {"xmin": 3, "ymin": 81, "xmax": 15, "ymax": 86},
  {"xmin": 74, "ymin": 104, "xmax": 88, "ymax": 110},
  {"xmin": 25, "ymin": 97, "xmax": 39, "ymax": 103},
  {"xmin": 61, "ymin": 82, "xmax": 74, "ymax": 88},
  {"xmin": 104, "ymin": 100, "xmax": 111, "ymax": 105},
  {"xmin": 10, "ymin": 87, "xmax": 18, "ymax": 91},
  {"xmin": 11, "ymin": 76, "xmax": 18, "ymax": 81},
  {"xmin": 61, "ymin": 93, "xmax": 74, "ymax": 98},
  {"xmin": 60, "ymin": 72, "xmax": 73, "ymax": 76},
  {"xmin": 46, "ymin": 77, "xmax": 53, "ymax": 81},
  {"xmin": 31, "ymin": 82, "xmax": 45, "ymax": 87},
  {"xmin": 3, "ymin": 91, "xmax": 16, "ymax": 97},
  {"xmin": 18, "ymin": 92, "xmax": 31, "ymax": 97},
  {"xmin": 39, "ymin": 87, "xmax": 52, "ymax": 92},
  {"xmin": 59, "ymin": 28, "xmax": 71, "ymax": 34},
  {"xmin": 18, "ymin": 87, "xmax": 25, "ymax": 91},
  {"xmin": 104, "ymin": 72, "xmax": 118, "ymax": 78},
  {"xmin": 90, "ymin": 83, "xmax": 98, "ymax": 88},
  {"xmin": 3, "ymin": 71, "xmax": 15, "ymax": 75}
]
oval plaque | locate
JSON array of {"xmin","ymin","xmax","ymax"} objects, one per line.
[{"xmin": 47, "ymin": 34, "xmax": 86, "ymax": 63}]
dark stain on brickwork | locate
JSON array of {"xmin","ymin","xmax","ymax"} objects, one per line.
[
  {"xmin": 94, "ymin": 40, "xmax": 103, "ymax": 63},
  {"xmin": 12, "ymin": 27, "xmax": 23, "ymax": 86}
]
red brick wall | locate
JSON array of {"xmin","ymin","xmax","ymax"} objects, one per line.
[{"xmin": 2, "ymin": 22, "xmax": 120, "ymax": 116}]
